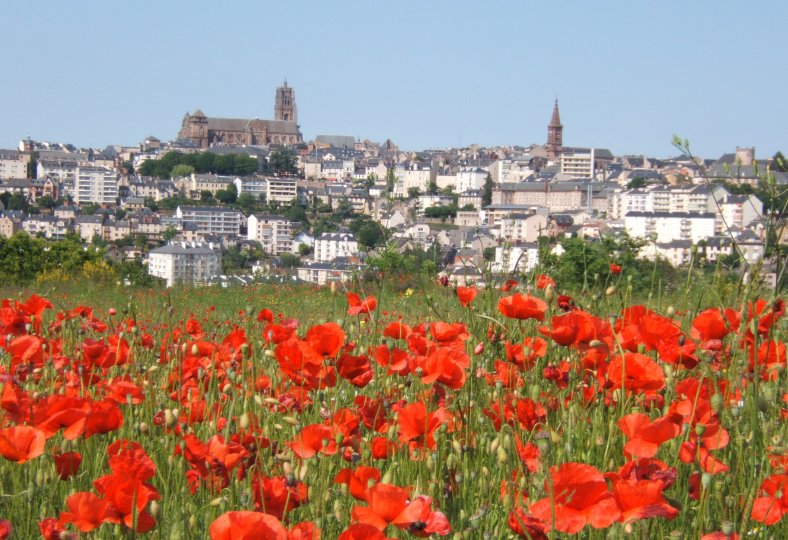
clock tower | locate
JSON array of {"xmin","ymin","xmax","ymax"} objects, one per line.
[{"xmin": 546, "ymin": 99, "xmax": 563, "ymax": 162}]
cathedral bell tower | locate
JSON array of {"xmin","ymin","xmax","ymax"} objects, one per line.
[
  {"xmin": 274, "ymin": 80, "xmax": 297, "ymax": 123},
  {"xmin": 546, "ymin": 99, "xmax": 563, "ymax": 162}
]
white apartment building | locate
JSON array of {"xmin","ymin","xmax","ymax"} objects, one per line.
[
  {"xmin": 247, "ymin": 214, "xmax": 295, "ymax": 255},
  {"xmin": 488, "ymin": 159, "xmax": 512, "ymax": 184},
  {"xmin": 560, "ymin": 147, "xmax": 595, "ymax": 178},
  {"xmin": 608, "ymin": 184, "xmax": 731, "ymax": 219},
  {"xmin": 718, "ymin": 193, "xmax": 762, "ymax": 230},
  {"xmin": 176, "ymin": 206, "xmax": 242, "ymax": 236},
  {"xmin": 624, "ymin": 211, "xmax": 716, "ymax": 243},
  {"xmin": 492, "ymin": 242, "xmax": 540, "ymax": 273},
  {"xmin": 394, "ymin": 163, "xmax": 432, "ymax": 196},
  {"xmin": 0, "ymin": 149, "xmax": 29, "ymax": 179},
  {"xmin": 22, "ymin": 215, "xmax": 71, "ymax": 240},
  {"xmin": 234, "ymin": 177, "xmax": 268, "ymax": 199},
  {"xmin": 266, "ymin": 177, "xmax": 298, "ymax": 204},
  {"xmin": 38, "ymin": 159, "xmax": 78, "ymax": 193},
  {"xmin": 74, "ymin": 166, "xmax": 119, "ymax": 205},
  {"xmin": 147, "ymin": 242, "xmax": 222, "ymax": 287},
  {"xmin": 297, "ymin": 260, "xmax": 360, "ymax": 285},
  {"xmin": 498, "ymin": 213, "xmax": 549, "ymax": 243},
  {"xmin": 456, "ymin": 167, "xmax": 487, "ymax": 193},
  {"xmin": 313, "ymin": 232, "xmax": 359, "ymax": 262}
]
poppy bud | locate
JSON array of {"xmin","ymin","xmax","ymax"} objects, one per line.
[
  {"xmin": 239, "ymin": 413, "xmax": 250, "ymax": 430},
  {"xmin": 474, "ymin": 343, "xmax": 484, "ymax": 355},
  {"xmin": 139, "ymin": 422, "xmax": 149, "ymax": 434},
  {"xmin": 700, "ymin": 472, "xmax": 712, "ymax": 489},
  {"xmin": 606, "ymin": 286, "xmax": 616, "ymax": 296},
  {"xmin": 150, "ymin": 500, "xmax": 160, "ymax": 519},
  {"xmin": 490, "ymin": 437, "xmax": 500, "ymax": 453},
  {"xmin": 452, "ymin": 440, "xmax": 463, "ymax": 455},
  {"xmin": 710, "ymin": 393, "xmax": 723, "ymax": 412},
  {"xmin": 190, "ymin": 344, "xmax": 199, "ymax": 356},
  {"xmin": 189, "ymin": 515, "xmax": 198, "ymax": 528},
  {"xmin": 164, "ymin": 409, "xmax": 177, "ymax": 429},
  {"xmin": 721, "ymin": 521, "xmax": 734, "ymax": 535},
  {"xmin": 330, "ymin": 281, "xmax": 337, "ymax": 295},
  {"xmin": 299, "ymin": 462, "xmax": 309, "ymax": 481},
  {"xmin": 544, "ymin": 284, "xmax": 555, "ymax": 303},
  {"xmin": 666, "ymin": 306, "xmax": 675, "ymax": 317},
  {"xmin": 496, "ymin": 447, "xmax": 508, "ymax": 464},
  {"xmin": 695, "ymin": 424, "xmax": 706, "ymax": 437}
]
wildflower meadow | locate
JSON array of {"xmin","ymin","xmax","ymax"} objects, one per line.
[{"xmin": 0, "ymin": 271, "xmax": 785, "ymax": 539}]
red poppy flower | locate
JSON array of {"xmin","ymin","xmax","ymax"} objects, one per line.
[
  {"xmin": 536, "ymin": 274, "xmax": 555, "ymax": 289},
  {"xmin": 53, "ymin": 451, "xmax": 82, "ymax": 480},
  {"xmin": 529, "ymin": 463, "xmax": 620, "ymax": 534},
  {"xmin": 397, "ymin": 402, "xmax": 452, "ymax": 451},
  {"xmin": 751, "ymin": 474, "xmax": 788, "ymax": 525},
  {"xmin": 414, "ymin": 347, "xmax": 469, "ymax": 390},
  {"xmin": 290, "ymin": 424, "xmax": 336, "ymax": 459},
  {"xmin": 306, "ymin": 323, "xmax": 346, "ymax": 358},
  {"xmin": 383, "ymin": 322, "xmax": 411, "ymax": 340},
  {"xmin": 456, "ymin": 286, "xmax": 478, "ymax": 307},
  {"xmin": 347, "ymin": 293, "xmax": 377, "ymax": 316},
  {"xmin": 257, "ymin": 308, "xmax": 275, "ymax": 323},
  {"xmin": 618, "ymin": 413, "xmax": 681, "ymax": 458},
  {"xmin": 58, "ymin": 492, "xmax": 120, "ymax": 533},
  {"xmin": 508, "ymin": 507, "xmax": 548, "ymax": 539},
  {"xmin": 209, "ymin": 511, "xmax": 287, "ymax": 540},
  {"xmin": 38, "ymin": 517, "xmax": 65, "ymax": 540},
  {"xmin": 351, "ymin": 484, "xmax": 450, "ymax": 535},
  {"xmin": 335, "ymin": 466, "xmax": 382, "ymax": 500},
  {"xmin": 0, "ymin": 520, "xmax": 9, "ymax": 540},
  {"xmin": 610, "ymin": 263, "xmax": 622, "ymax": 274},
  {"xmin": 607, "ymin": 353, "xmax": 665, "ymax": 395},
  {"xmin": 337, "ymin": 353, "xmax": 374, "ymax": 387},
  {"xmin": 0, "ymin": 425, "xmax": 46, "ymax": 463},
  {"xmin": 500, "ymin": 279, "xmax": 518, "ymax": 292},
  {"xmin": 252, "ymin": 475, "xmax": 309, "ymax": 520},
  {"xmin": 612, "ymin": 478, "xmax": 679, "ymax": 523},
  {"xmin": 288, "ymin": 521, "xmax": 320, "ymax": 540},
  {"xmin": 691, "ymin": 309, "xmax": 730, "ymax": 342},
  {"xmin": 498, "ymin": 293, "xmax": 548, "ymax": 321},
  {"xmin": 338, "ymin": 524, "xmax": 395, "ymax": 540}
]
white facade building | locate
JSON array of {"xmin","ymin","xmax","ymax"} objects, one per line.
[
  {"xmin": 73, "ymin": 166, "xmax": 119, "ymax": 205},
  {"xmin": 492, "ymin": 243, "xmax": 540, "ymax": 273},
  {"xmin": 313, "ymin": 232, "xmax": 359, "ymax": 262},
  {"xmin": 176, "ymin": 206, "xmax": 242, "ymax": 236},
  {"xmin": 624, "ymin": 211, "xmax": 716, "ymax": 243},
  {"xmin": 247, "ymin": 214, "xmax": 295, "ymax": 255},
  {"xmin": 147, "ymin": 242, "xmax": 222, "ymax": 287},
  {"xmin": 0, "ymin": 149, "xmax": 29, "ymax": 179}
]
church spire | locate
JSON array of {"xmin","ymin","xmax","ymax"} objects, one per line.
[
  {"xmin": 549, "ymin": 99, "xmax": 562, "ymax": 128},
  {"xmin": 546, "ymin": 99, "xmax": 563, "ymax": 162}
]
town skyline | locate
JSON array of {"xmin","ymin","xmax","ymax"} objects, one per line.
[{"xmin": 1, "ymin": 1, "xmax": 786, "ymax": 158}]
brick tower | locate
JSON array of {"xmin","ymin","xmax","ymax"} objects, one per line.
[
  {"xmin": 546, "ymin": 99, "xmax": 563, "ymax": 162},
  {"xmin": 275, "ymin": 80, "xmax": 297, "ymax": 123}
]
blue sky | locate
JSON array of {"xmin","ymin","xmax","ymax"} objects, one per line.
[{"xmin": 1, "ymin": 1, "xmax": 785, "ymax": 158}]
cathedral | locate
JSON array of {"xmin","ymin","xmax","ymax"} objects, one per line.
[{"xmin": 177, "ymin": 82, "xmax": 303, "ymax": 148}]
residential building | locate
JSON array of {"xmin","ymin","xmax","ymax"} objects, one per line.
[
  {"xmin": 266, "ymin": 177, "xmax": 298, "ymax": 204},
  {"xmin": 247, "ymin": 214, "xmax": 295, "ymax": 255},
  {"xmin": 624, "ymin": 211, "xmax": 716, "ymax": 243},
  {"xmin": 74, "ymin": 166, "xmax": 118, "ymax": 205},
  {"xmin": 297, "ymin": 259, "xmax": 361, "ymax": 285},
  {"xmin": 456, "ymin": 167, "xmax": 487, "ymax": 193},
  {"xmin": 313, "ymin": 231, "xmax": 359, "ymax": 262},
  {"xmin": 492, "ymin": 242, "xmax": 540, "ymax": 273},
  {"xmin": 498, "ymin": 213, "xmax": 549, "ymax": 243},
  {"xmin": 147, "ymin": 242, "xmax": 222, "ymax": 287},
  {"xmin": 22, "ymin": 215, "xmax": 71, "ymax": 240},
  {"xmin": 176, "ymin": 206, "xmax": 242, "ymax": 236},
  {"xmin": 0, "ymin": 149, "xmax": 29, "ymax": 179},
  {"xmin": 0, "ymin": 212, "xmax": 23, "ymax": 238}
]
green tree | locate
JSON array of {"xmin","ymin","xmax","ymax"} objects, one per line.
[
  {"xmin": 7, "ymin": 193, "xmax": 28, "ymax": 211},
  {"xmin": 237, "ymin": 193, "xmax": 258, "ymax": 213},
  {"xmin": 773, "ymin": 151, "xmax": 788, "ymax": 172},
  {"xmin": 200, "ymin": 190, "xmax": 214, "ymax": 203},
  {"xmin": 280, "ymin": 252, "xmax": 301, "ymax": 268},
  {"xmin": 407, "ymin": 187, "xmax": 421, "ymax": 199},
  {"xmin": 171, "ymin": 164, "xmax": 196, "ymax": 178},
  {"xmin": 626, "ymin": 177, "xmax": 647, "ymax": 189},
  {"xmin": 481, "ymin": 173, "xmax": 493, "ymax": 207},
  {"xmin": 162, "ymin": 226, "xmax": 179, "ymax": 242},
  {"xmin": 268, "ymin": 148, "xmax": 298, "ymax": 176},
  {"xmin": 385, "ymin": 168, "xmax": 396, "ymax": 193},
  {"xmin": 36, "ymin": 195, "xmax": 58, "ymax": 210},
  {"xmin": 298, "ymin": 243, "xmax": 313, "ymax": 257},
  {"xmin": 216, "ymin": 183, "xmax": 238, "ymax": 204}
]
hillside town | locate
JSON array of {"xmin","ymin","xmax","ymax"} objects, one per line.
[{"xmin": 0, "ymin": 83, "xmax": 785, "ymax": 288}]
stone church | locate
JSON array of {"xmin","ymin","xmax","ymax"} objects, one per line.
[{"xmin": 177, "ymin": 82, "xmax": 303, "ymax": 148}]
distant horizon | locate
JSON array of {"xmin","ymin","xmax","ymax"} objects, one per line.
[{"xmin": 2, "ymin": 1, "xmax": 785, "ymax": 161}]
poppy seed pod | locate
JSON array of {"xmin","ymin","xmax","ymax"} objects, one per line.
[
  {"xmin": 544, "ymin": 284, "xmax": 555, "ymax": 303},
  {"xmin": 606, "ymin": 286, "xmax": 616, "ymax": 296}
]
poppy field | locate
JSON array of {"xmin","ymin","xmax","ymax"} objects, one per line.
[{"xmin": 0, "ymin": 276, "xmax": 786, "ymax": 539}]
